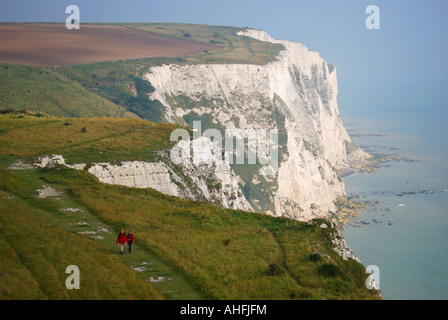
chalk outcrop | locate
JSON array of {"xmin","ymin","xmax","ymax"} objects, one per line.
[
  {"xmin": 34, "ymin": 154, "xmax": 86, "ymax": 170},
  {"xmin": 33, "ymin": 136, "xmax": 252, "ymax": 212},
  {"xmin": 331, "ymin": 231, "xmax": 361, "ymax": 262},
  {"xmin": 87, "ymin": 137, "xmax": 252, "ymax": 211},
  {"xmin": 88, "ymin": 161, "xmax": 181, "ymax": 196}
]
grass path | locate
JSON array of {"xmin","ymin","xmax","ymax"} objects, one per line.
[
  {"xmin": 3, "ymin": 163, "xmax": 204, "ymax": 300},
  {"xmin": 268, "ymin": 228, "xmax": 303, "ymax": 287}
]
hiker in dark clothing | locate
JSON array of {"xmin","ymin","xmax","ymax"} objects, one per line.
[
  {"xmin": 116, "ymin": 230, "xmax": 127, "ymax": 255},
  {"xmin": 127, "ymin": 231, "xmax": 135, "ymax": 254}
]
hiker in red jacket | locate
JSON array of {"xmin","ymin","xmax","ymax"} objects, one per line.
[
  {"xmin": 116, "ymin": 230, "xmax": 127, "ymax": 255},
  {"xmin": 127, "ymin": 231, "xmax": 135, "ymax": 254}
]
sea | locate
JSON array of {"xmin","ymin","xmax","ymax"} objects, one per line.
[{"xmin": 340, "ymin": 107, "xmax": 448, "ymax": 300}]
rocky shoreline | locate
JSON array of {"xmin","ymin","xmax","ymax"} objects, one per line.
[
  {"xmin": 332, "ymin": 135, "xmax": 421, "ymax": 229},
  {"xmin": 328, "ymin": 195, "xmax": 369, "ymax": 229},
  {"xmin": 339, "ymin": 151, "xmax": 418, "ymax": 178}
]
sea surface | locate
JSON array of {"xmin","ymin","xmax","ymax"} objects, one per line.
[{"xmin": 341, "ymin": 109, "xmax": 448, "ymax": 300}]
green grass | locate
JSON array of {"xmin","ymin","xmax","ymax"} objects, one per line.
[
  {"xmin": 0, "ymin": 165, "xmax": 202, "ymax": 300},
  {"xmin": 55, "ymin": 60, "xmax": 169, "ymax": 122},
  {"xmin": 36, "ymin": 167, "xmax": 379, "ymax": 299},
  {"xmin": 0, "ymin": 113, "xmax": 177, "ymax": 164},
  {"xmin": 0, "ymin": 64, "xmax": 139, "ymax": 119},
  {"xmin": 0, "ymin": 115, "xmax": 381, "ymax": 299},
  {"xmin": 120, "ymin": 23, "xmax": 284, "ymax": 65},
  {"xmin": 0, "ymin": 187, "xmax": 163, "ymax": 299}
]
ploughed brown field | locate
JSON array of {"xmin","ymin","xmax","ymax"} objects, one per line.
[{"xmin": 0, "ymin": 23, "xmax": 218, "ymax": 65}]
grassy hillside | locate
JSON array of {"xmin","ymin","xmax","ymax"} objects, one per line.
[
  {"xmin": 0, "ymin": 112, "xmax": 176, "ymax": 164},
  {"xmin": 0, "ymin": 114, "xmax": 381, "ymax": 299},
  {"xmin": 0, "ymin": 190, "xmax": 163, "ymax": 300},
  {"xmin": 0, "ymin": 64, "xmax": 139, "ymax": 119},
  {"xmin": 0, "ymin": 60, "xmax": 176, "ymax": 122}
]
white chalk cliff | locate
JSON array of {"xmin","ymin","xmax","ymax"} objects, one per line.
[
  {"xmin": 34, "ymin": 136, "xmax": 253, "ymax": 212},
  {"xmin": 144, "ymin": 29, "xmax": 351, "ymax": 220},
  {"xmin": 87, "ymin": 137, "xmax": 252, "ymax": 212}
]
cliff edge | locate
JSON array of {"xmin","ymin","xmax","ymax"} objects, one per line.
[{"xmin": 144, "ymin": 29, "xmax": 351, "ymax": 220}]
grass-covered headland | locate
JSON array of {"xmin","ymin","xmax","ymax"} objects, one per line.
[{"xmin": 0, "ymin": 113, "xmax": 380, "ymax": 299}]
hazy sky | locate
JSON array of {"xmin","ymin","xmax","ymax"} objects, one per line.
[{"xmin": 1, "ymin": 0, "xmax": 447, "ymax": 119}]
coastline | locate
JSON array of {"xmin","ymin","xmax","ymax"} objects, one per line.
[
  {"xmin": 332, "ymin": 139, "xmax": 415, "ymax": 230},
  {"xmin": 337, "ymin": 116, "xmax": 448, "ymax": 299}
]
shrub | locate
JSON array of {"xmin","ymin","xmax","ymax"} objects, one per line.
[
  {"xmin": 134, "ymin": 77, "xmax": 155, "ymax": 95},
  {"xmin": 309, "ymin": 253, "xmax": 322, "ymax": 262},
  {"xmin": 266, "ymin": 262, "xmax": 284, "ymax": 276},
  {"xmin": 175, "ymin": 57, "xmax": 187, "ymax": 63},
  {"xmin": 209, "ymin": 40, "xmax": 225, "ymax": 45},
  {"xmin": 0, "ymin": 108, "xmax": 15, "ymax": 114},
  {"xmin": 317, "ymin": 263, "xmax": 342, "ymax": 278}
]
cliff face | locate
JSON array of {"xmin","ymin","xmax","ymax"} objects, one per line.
[
  {"xmin": 144, "ymin": 29, "xmax": 350, "ymax": 220},
  {"xmin": 34, "ymin": 137, "xmax": 253, "ymax": 212}
]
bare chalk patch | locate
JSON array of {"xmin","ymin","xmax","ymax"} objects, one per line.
[
  {"xmin": 2, "ymin": 195, "xmax": 17, "ymax": 200},
  {"xmin": 8, "ymin": 160, "xmax": 34, "ymax": 170},
  {"xmin": 37, "ymin": 185, "xmax": 63, "ymax": 198},
  {"xmin": 149, "ymin": 276, "xmax": 173, "ymax": 283},
  {"xmin": 149, "ymin": 276, "xmax": 166, "ymax": 283},
  {"xmin": 97, "ymin": 226, "xmax": 110, "ymax": 233},
  {"xmin": 60, "ymin": 207, "xmax": 84, "ymax": 213},
  {"xmin": 69, "ymin": 221, "xmax": 90, "ymax": 226},
  {"xmin": 77, "ymin": 231, "xmax": 96, "ymax": 235},
  {"xmin": 131, "ymin": 266, "xmax": 147, "ymax": 272}
]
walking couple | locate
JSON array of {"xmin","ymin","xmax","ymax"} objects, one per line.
[{"xmin": 116, "ymin": 230, "xmax": 134, "ymax": 255}]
